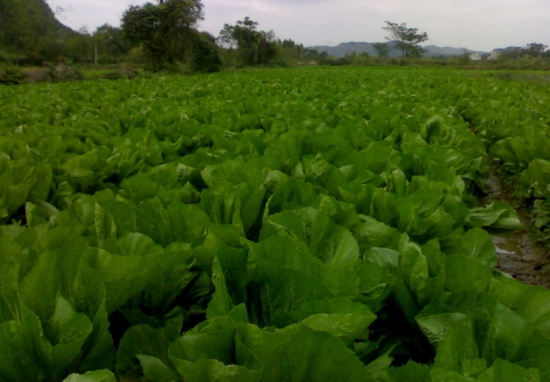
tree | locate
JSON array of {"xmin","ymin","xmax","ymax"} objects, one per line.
[
  {"xmin": 217, "ymin": 17, "xmax": 278, "ymax": 66},
  {"xmin": 91, "ymin": 24, "xmax": 132, "ymax": 63},
  {"xmin": 383, "ymin": 21, "xmax": 428, "ymax": 57},
  {"xmin": 62, "ymin": 28, "xmax": 94, "ymax": 62},
  {"xmin": 190, "ymin": 32, "xmax": 222, "ymax": 73},
  {"xmin": 121, "ymin": 0, "xmax": 203, "ymax": 70},
  {"xmin": 280, "ymin": 39, "xmax": 304, "ymax": 61},
  {"xmin": 526, "ymin": 43, "xmax": 548, "ymax": 57},
  {"xmin": 282, "ymin": 39, "xmax": 295, "ymax": 49},
  {"xmin": 257, "ymin": 30, "xmax": 278, "ymax": 64},
  {"xmin": 95, "ymin": 25, "xmax": 131, "ymax": 56},
  {"xmin": 372, "ymin": 42, "xmax": 390, "ymax": 57}
]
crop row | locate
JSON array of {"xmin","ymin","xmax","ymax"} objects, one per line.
[{"xmin": 453, "ymin": 73, "xmax": 550, "ymax": 239}]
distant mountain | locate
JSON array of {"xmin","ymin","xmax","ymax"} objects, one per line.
[
  {"xmin": 423, "ymin": 45, "xmax": 482, "ymax": 57},
  {"xmin": 494, "ymin": 46, "xmax": 525, "ymax": 54},
  {"xmin": 0, "ymin": 0, "xmax": 73, "ymax": 50},
  {"xmin": 309, "ymin": 42, "xmax": 381, "ymax": 57},
  {"xmin": 308, "ymin": 41, "xmax": 487, "ymax": 58}
]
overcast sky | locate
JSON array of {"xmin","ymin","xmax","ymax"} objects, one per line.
[{"xmin": 47, "ymin": 0, "xmax": 550, "ymax": 52}]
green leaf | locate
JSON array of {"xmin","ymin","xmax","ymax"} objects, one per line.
[
  {"xmin": 206, "ymin": 256, "xmax": 235, "ymax": 320},
  {"xmin": 352, "ymin": 217, "xmax": 404, "ymax": 252},
  {"xmin": 417, "ymin": 291, "xmax": 550, "ymax": 379},
  {"xmin": 389, "ymin": 361, "xmax": 431, "ymax": 382},
  {"xmin": 285, "ymin": 298, "xmax": 376, "ymax": 345},
  {"xmin": 0, "ymin": 307, "xmax": 50, "ymax": 381},
  {"xmin": 0, "ymin": 267, "xmax": 22, "ymax": 323},
  {"xmin": 72, "ymin": 262, "xmax": 115, "ymax": 373},
  {"xmin": 200, "ymin": 184, "xmax": 266, "ymax": 237},
  {"xmin": 167, "ymin": 315, "xmax": 257, "ymax": 382},
  {"xmin": 136, "ymin": 199, "xmax": 212, "ymax": 247},
  {"xmin": 50, "ymin": 295, "xmax": 94, "ymax": 377},
  {"xmin": 116, "ymin": 324, "xmax": 180, "ymax": 381},
  {"xmin": 261, "ymin": 208, "xmax": 361, "ymax": 271},
  {"xmin": 94, "ymin": 204, "xmax": 116, "ymax": 242},
  {"xmin": 137, "ymin": 354, "xmax": 180, "ymax": 382},
  {"xmin": 445, "ymin": 255, "xmax": 493, "ymax": 292},
  {"xmin": 263, "ymin": 178, "xmax": 318, "ymax": 217},
  {"xmin": 430, "ymin": 368, "xmax": 475, "ymax": 381},
  {"xmin": 84, "ymin": 235, "xmax": 162, "ymax": 314},
  {"xmin": 432, "ymin": 316, "xmax": 480, "ymax": 375},
  {"xmin": 395, "ymin": 189, "xmax": 457, "ymax": 244},
  {"xmin": 169, "ymin": 359, "xmax": 261, "ymax": 382},
  {"xmin": 145, "ymin": 242, "xmax": 198, "ymax": 315},
  {"xmin": 519, "ymin": 159, "xmax": 550, "ymax": 199},
  {"xmin": 489, "ymin": 278, "xmax": 550, "ymax": 339},
  {"xmin": 247, "ymin": 254, "xmax": 334, "ymax": 327},
  {"xmin": 64, "ymin": 370, "xmax": 116, "ymax": 382},
  {"xmin": 236, "ymin": 322, "xmax": 369, "ymax": 382},
  {"xmin": 477, "ymin": 359, "xmax": 540, "ymax": 382},
  {"xmin": 459, "ymin": 228, "xmax": 497, "ymax": 268},
  {"xmin": 170, "ymin": 316, "xmax": 236, "ymax": 364},
  {"xmin": 465, "ymin": 202, "xmax": 523, "ymax": 232}
]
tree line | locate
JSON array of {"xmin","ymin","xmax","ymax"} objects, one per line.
[{"xmin": 1, "ymin": 0, "xmax": 548, "ymax": 71}]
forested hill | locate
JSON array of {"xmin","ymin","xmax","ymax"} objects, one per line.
[
  {"xmin": 309, "ymin": 41, "xmax": 486, "ymax": 58},
  {"xmin": 0, "ymin": 0, "xmax": 73, "ymax": 53}
]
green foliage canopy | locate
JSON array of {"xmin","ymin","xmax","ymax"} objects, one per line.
[
  {"xmin": 121, "ymin": 0, "xmax": 204, "ymax": 70},
  {"xmin": 0, "ymin": 0, "xmax": 75, "ymax": 62},
  {"xmin": 190, "ymin": 32, "xmax": 222, "ymax": 73},
  {"xmin": 383, "ymin": 21, "xmax": 429, "ymax": 57},
  {"xmin": 372, "ymin": 42, "xmax": 391, "ymax": 57},
  {"xmin": 526, "ymin": 43, "xmax": 548, "ymax": 56},
  {"xmin": 92, "ymin": 24, "xmax": 132, "ymax": 62},
  {"xmin": 218, "ymin": 17, "xmax": 278, "ymax": 66}
]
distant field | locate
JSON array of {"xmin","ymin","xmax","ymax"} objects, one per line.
[{"xmin": 2, "ymin": 67, "xmax": 550, "ymax": 381}]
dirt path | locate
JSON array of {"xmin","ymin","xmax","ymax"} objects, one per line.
[{"xmin": 480, "ymin": 163, "xmax": 550, "ymax": 288}]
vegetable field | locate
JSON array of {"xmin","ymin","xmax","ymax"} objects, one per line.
[{"xmin": 2, "ymin": 67, "xmax": 550, "ymax": 381}]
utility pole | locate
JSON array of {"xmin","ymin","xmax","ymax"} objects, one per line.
[{"xmin": 94, "ymin": 44, "xmax": 98, "ymax": 66}]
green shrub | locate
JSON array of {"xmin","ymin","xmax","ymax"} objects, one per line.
[
  {"xmin": 46, "ymin": 59, "xmax": 85, "ymax": 82},
  {"xmin": 100, "ymin": 65, "xmax": 139, "ymax": 81},
  {"xmin": 0, "ymin": 67, "xmax": 26, "ymax": 85},
  {"xmin": 190, "ymin": 36, "xmax": 222, "ymax": 73}
]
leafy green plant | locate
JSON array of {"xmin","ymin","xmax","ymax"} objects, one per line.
[{"xmin": 0, "ymin": 67, "xmax": 550, "ymax": 382}]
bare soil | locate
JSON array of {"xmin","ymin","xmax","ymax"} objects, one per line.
[{"xmin": 480, "ymin": 164, "xmax": 550, "ymax": 288}]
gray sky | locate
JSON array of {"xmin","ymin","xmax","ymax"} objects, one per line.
[{"xmin": 48, "ymin": 0, "xmax": 550, "ymax": 51}]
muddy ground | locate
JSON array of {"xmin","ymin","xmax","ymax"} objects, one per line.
[{"xmin": 480, "ymin": 163, "xmax": 550, "ymax": 288}]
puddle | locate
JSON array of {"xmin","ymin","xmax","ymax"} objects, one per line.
[
  {"xmin": 491, "ymin": 232, "xmax": 550, "ymax": 288},
  {"xmin": 492, "ymin": 236, "xmax": 517, "ymax": 256},
  {"xmin": 479, "ymin": 164, "xmax": 550, "ymax": 288}
]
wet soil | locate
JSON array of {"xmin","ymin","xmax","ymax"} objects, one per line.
[{"xmin": 480, "ymin": 164, "xmax": 550, "ymax": 288}]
